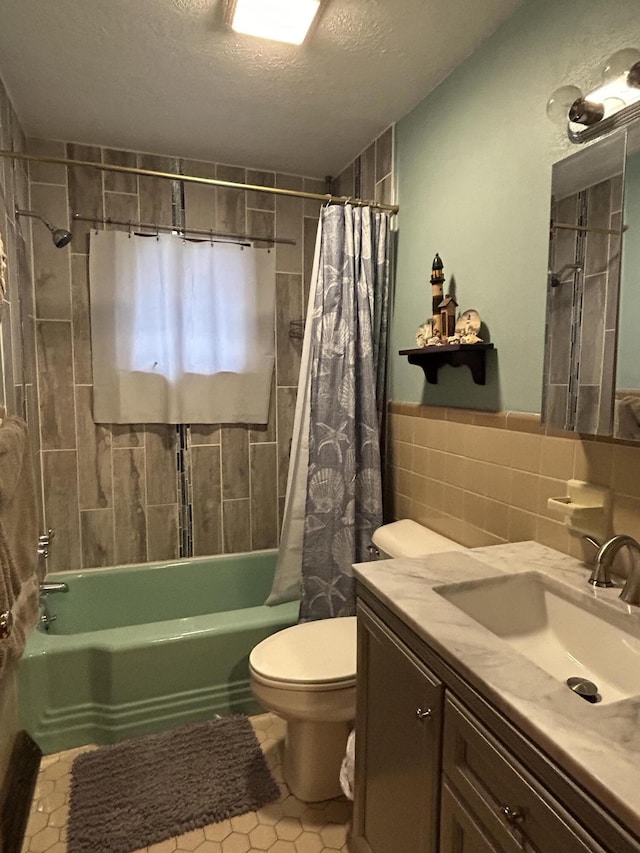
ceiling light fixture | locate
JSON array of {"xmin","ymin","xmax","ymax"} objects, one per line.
[
  {"xmin": 229, "ymin": 0, "xmax": 320, "ymax": 46},
  {"xmin": 547, "ymin": 48, "xmax": 640, "ymax": 144}
]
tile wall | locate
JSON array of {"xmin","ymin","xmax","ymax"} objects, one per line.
[
  {"xmin": 25, "ymin": 125, "xmax": 395, "ymax": 572},
  {"xmin": 26, "ymin": 139, "xmax": 326, "ymax": 571},
  {"xmin": 389, "ymin": 402, "xmax": 640, "ymax": 569}
]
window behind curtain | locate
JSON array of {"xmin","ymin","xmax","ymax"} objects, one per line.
[{"xmin": 89, "ymin": 230, "xmax": 276, "ymax": 424}]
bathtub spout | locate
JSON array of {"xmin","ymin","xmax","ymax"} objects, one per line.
[{"xmin": 40, "ymin": 582, "xmax": 68, "ymax": 594}]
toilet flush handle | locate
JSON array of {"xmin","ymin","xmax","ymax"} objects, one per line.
[{"xmin": 416, "ymin": 707, "xmax": 432, "ymax": 720}]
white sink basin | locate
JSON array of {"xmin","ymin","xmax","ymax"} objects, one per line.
[{"xmin": 435, "ymin": 571, "xmax": 640, "ymax": 705}]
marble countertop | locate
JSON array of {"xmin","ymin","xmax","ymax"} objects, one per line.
[{"xmin": 353, "ymin": 541, "xmax": 640, "ymax": 838}]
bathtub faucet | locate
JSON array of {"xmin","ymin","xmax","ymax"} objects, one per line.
[{"xmin": 40, "ymin": 582, "xmax": 68, "ymax": 594}]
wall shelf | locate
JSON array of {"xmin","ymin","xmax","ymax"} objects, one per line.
[{"xmin": 399, "ymin": 343, "xmax": 494, "ymax": 385}]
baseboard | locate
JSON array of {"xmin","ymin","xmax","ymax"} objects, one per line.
[{"xmin": 0, "ymin": 731, "xmax": 42, "ymax": 853}]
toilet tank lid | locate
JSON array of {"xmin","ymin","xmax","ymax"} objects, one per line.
[
  {"xmin": 250, "ymin": 616, "xmax": 357, "ymax": 684},
  {"xmin": 372, "ymin": 520, "xmax": 466, "ymax": 558}
]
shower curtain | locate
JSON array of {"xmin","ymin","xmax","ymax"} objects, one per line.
[{"xmin": 267, "ymin": 203, "xmax": 391, "ymax": 621}]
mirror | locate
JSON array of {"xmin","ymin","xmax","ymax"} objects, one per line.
[
  {"xmin": 615, "ymin": 122, "xmax": 640, "ymax": 440},
  {"xmin": 542, "ymin": 129, "xmax": 627, "ymax": 438}
]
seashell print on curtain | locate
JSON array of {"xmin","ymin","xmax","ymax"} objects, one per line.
[{"xmin": 299, "ymin": 204, "xmax": 390, "ymax": 621}]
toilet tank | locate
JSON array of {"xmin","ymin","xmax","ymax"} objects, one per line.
[{"xmin": 371, "ymin": 519, "xmax": 466, "ymax": 559}]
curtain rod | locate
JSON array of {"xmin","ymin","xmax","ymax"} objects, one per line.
[
  {"xmin": 72, "ymin": 214, "xmax": 296, "ymax": 246},
  {"xmin": 0, "ymin": 149, "xmax": 399, "ymax": 214}
]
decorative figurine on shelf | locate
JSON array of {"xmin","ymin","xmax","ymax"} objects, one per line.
[
  {"xmin": 438, "ymin": 293, "xmax": 458, "ymax": 339},
  {"xmin": 415, "ymin": 319, "xmax": 433, "ymax": 348},
  {"xmin": 430, "ymin": 253, "xmax": 445, "ymax": 340},
  {"xmin": 455, "ymin": 309, "xmax": 484, "ymax": 344}
]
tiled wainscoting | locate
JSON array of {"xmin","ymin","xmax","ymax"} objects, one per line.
[{"xmin": 388, "ymin": 402, "xmax": 640, "ymax": 564}]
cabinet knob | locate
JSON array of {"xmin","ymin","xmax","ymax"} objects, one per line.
[
  {"xmin": 501, "ymin": 805, "xmax": 524, "ymax": 824},
  {"xmin": 415, "ymin": 707, "xmax": 432, "ymax": 719}
]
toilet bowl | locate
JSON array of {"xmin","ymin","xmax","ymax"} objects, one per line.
[{"xmin": 250, "ymin": 520, "xmax": 466, "ymax": 802}]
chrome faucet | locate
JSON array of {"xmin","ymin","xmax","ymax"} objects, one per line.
[{"xmin": 591, "ymin": 535, "xmax": 640, "ymax": 605}]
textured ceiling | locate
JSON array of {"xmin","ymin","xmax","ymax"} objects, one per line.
[{"xmin": 0, "ymin": 0, "xmax": 523, "ymax": 177}]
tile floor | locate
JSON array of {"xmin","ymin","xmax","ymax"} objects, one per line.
[{"xmin": 21, "ymin": 714, "xmax": 352, "ymax": 853}]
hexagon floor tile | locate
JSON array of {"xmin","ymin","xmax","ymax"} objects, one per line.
[{"xmin": 21, "ymin": 714, "xmax": 352, "ymax": 853}]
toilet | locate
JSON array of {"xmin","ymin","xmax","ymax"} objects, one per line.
[{"xmin": 249, "ymin": 520, "xmax": 467, "ymax": 802}]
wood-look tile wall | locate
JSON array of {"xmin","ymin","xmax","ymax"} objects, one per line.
[
  {"xmin": 389, "ymin": 402, "xmax": 640, "ymax": 571},
  {"xmin": 332, "ymin": 125, "xmax": 394, "ymax": 205},
  {"xmin": 27, "ymin": 139, "xmax": 325, "ymax": 571}
]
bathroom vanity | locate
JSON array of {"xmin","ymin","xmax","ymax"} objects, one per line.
[{"xmin": 351, "ymin": 542, "xmax": 640, "ymax": 853}]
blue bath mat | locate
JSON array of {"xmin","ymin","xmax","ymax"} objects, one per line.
[{"xmin": 67, "ymin": 714, "xmax": 280, "ymax": 853}]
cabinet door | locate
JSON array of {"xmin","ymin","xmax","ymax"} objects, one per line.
[
  {"xmin": 441, "ymin": 781, "xmax": 502, "ymax": 853},
  {"xmin": 356, "ymin": 604, "xmax": 444, "ymax": 853},
  {"xmin": 442, "ymin": 697, "xmax": 606, "ymax": 853}
]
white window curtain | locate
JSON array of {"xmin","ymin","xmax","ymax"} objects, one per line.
[{"xmin": 89, "ymin": 230, "xmax": 276, "ymax": 424}]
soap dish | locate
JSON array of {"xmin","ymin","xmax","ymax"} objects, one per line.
[{"xmin": 547, "ymin": 479, "xmax": 611, "ymax": 540}]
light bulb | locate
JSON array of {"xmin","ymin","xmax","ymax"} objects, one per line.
[
  {"xmin": 546, "ymin": 86, "xmax": 583, "ymax": 125},
  {"xmin": 628, "ymin": 60, "xmax": 640, "ymax": 89},
  {"xmin": 569, "ymin": 97, "xmax": 605, "ymax": 126},
  {"xmin": 602, "ymin": 48, "xmax": 640, "ymax": 84}
]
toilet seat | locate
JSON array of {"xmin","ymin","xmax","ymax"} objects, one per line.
[{"xmin": 249, "ymin": 616, "xmax": 357, "ymax": 691}]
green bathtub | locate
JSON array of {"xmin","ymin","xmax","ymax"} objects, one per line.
[{"xmin": 19, "ymin": 550, "xmax": 298, "ymax": 754}]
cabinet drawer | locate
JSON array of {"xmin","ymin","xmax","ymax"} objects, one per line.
[{"xmin": 443, "ymin": 697, "xmax": 605, "ymax": 853}]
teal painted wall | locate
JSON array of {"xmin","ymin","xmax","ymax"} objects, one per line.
[{"xmin": 391, "ymin": 0, "xmax": 640, "ymax": 412}]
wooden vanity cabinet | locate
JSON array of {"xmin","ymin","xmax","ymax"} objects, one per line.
[
  {"xmin": 353, "ymin": 593, "xmax": 640, "ymax": 853},
  {"xmin": 352, "ymin": 603, "xmax": 444, "ymax": 853},
  {"xmin": 441, "ymin": 697, "xmax": 606, "ymax": 853}
]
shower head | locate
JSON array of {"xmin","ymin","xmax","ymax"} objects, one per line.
[{"xmin": 15, "ymin": 208, "xmax": 72, "ymax": 248}]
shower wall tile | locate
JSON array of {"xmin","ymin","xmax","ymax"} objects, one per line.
[
  {"xmin": 376, "ymin": 127, "xmax": 393, "ymax": 181},
  {"xmin": 145, "ymin": 425, "xmax": 178, "ymax": 505},
  {"xmin": 103, "ymin": 148, "xmax": 138, "ymax": 195},
  {"xmin": 333, "ymin": 162, "xmax": 354, "ymax": 199},
  {"xmin": 113, "ymin": 447, "xmax": 147, "ymax": 565},
  {"xmin": 360, "ymin": 142, "xmax": 376, "ymax": 202},
  {"xmin": 303, "ymin": 177, "xmax": 325, "ymax": 218},
  {"xmin": 250, "ymin": 374, "xmax": 276, "ymax": 443},
  {"xmin": 247, "ymin": 209, "xmax": 274, "ymax": 247},
  {"xmin": 111, "ymin": 424, "xmax": 144, "ymax": 448},
  {"xmin": 183, "ymin": 159, "xmax": 217, "ymax": 231},
  {"xmin": 303, "ymin": 216, "xmax": 318, "ymax": 304},
  {"xmin": 42, "ymin": 450, "xmax": 80, "ymax": 572},
  {"xmin": 71, "ymin": 254, "xmax": 92, "ymax": 384},
  {"xmin": 104, "ymin": 191, "xmax": 139, "ymax": 226},
  {"xmin": 250, "ymin": 443, "xmax": 279, "ymax": 550},
  {"xmin": 76, "ymin": 385, "xmax": 112, "ymax": 509},
  {"xmin": 26, "ymin": 138, "xmax": 67, "ymax": 185},
  {"xmin": 66, "ymin": 143, "xmax": 104, "ymax": 253},
  {"xmin": 191, "ymin": 444, "xmax": 222, "ymax": 556},
  {"xmin": 147, "ymin": 504, "xmax": 179, "ymax": 562},
  {"xmin": 190, "ymin": 423, "xmax": 221, "ymax": 446},
  {"xmin": 25, "ymin": 135, "xmax": 349, "ymax": 567},
  {"xmin": 276, "ymin": 273, "xmax": 303, "ymax": 386},
  {"xmin": 37, "ymin": 320, "xmax": 76, "ymax": 450},
  {"xmin": 277, "ymin": 386, "xmax": 297, "ymax": 498},
  {"xmin": 216, "ymin": 164, "xmax": 246, "ymax": 234},
  {"xmin": 80, "ymin": 508, "xmax": 115, "ymax": 568},
  {"xmin": 30, "ymin": 183, "xmax": 72, "ymax": 319},
  {"xmin": 275, "ymin": 193, "xmax": 303, "ymax": 273},
  {"xmin": 246, "ymin": 171, "xmax": 275, "ymax": 211},
  {"xmin": 221, "ymin": 426, "xmax": 249, "ymax": 500},
  {"xmin": 137, "ymin": 154, "xmax": 176, "ymax": 224},
  {"xmin": 223, "ymin": 499, "xmax": 251, "ymax": 553}
]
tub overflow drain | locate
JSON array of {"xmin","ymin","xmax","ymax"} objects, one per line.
[{"xmin": 566, "ymin": 676, "xmax": 601, "ymax": 703}]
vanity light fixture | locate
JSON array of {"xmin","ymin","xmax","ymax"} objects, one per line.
[
  {"xmin": 547, "ymin": 47, "xmax": 640, "ymax": 143},
  {"xmin": 228, "ymin": 0, "xmax": 320, "ymax": 45}
]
